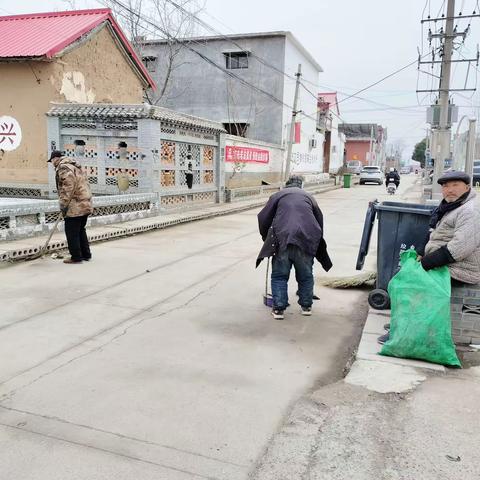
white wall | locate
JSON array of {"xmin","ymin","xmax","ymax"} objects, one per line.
[
  {"xmin": 282, "ymin": 36, "xmax": 323, "ymax": 174},
  {"xmin": 224, "ymin": 134, "xmax": 284, "ymax": 187},
  {"xmin": 328, "ymin": 115, "xmax": 345, "ymax": 174}
]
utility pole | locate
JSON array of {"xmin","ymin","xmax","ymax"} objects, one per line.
[
  {"xmin": 368, "ymin": 125, "xmax": 374, "ymax": 165},
  {"xmin": 432, "ymin": 0, "xmax": 455, "ymax": 196},
  {"xmin": 417, "ymin": 0, "xmax": 480, "ymax": 196},
  {"xmin": 285, "ymin": 64, "xmax": 302, "ymax": 181},
  {"xmin": 465, "ymin": 118, "xmax": 477, "ymax": 185}
]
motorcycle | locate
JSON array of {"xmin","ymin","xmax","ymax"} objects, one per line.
[{"xmin": 386, "ymin": 180, "xmax": 397, "ymax": 195}]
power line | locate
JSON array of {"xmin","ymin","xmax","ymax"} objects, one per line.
[
  {"xmin": 107, "ymin": 0, "xmax": 446, "ymax": 130},
  {"xmin": 102, "ymin": 0, "xmax": 320, "ymax": 124},
  {"xmin": 304, "ymin": 70, "xmax": 433, "ymax": 110},
  {"xmin": 161, "ymin": 0, "xmax": 301, "ymax": 82},
  {"xmin": 336, "ymin": 57, "xmax": 427, "ymax": 106},
  {"xmin": 302, "ymin": 50, "xmax": 440, "ymax": 121},
  {"xmin": 122, "ymin": 0, "xmax": 434, "ymax": 121},
  {"xmin": 300, "ymin": 81, "xmax": 345, "ymax": 124}
]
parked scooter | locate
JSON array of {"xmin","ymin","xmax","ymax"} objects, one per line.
[{"xmin": 386, "ymin": 180, "xmax": 397, "ymax": 195}]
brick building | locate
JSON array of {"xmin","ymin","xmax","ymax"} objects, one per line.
[
  {"xmin": 339, "ymin": 123, "xmax": 387, "ymax": 168},
  {"xmin": 0, "ymin": 9, "xmax": 155, "ymax": 197}
]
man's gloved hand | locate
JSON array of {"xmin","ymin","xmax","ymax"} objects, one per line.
[
  {"xmin": 61, "ymin": 207, "xmax": 68, "ymax": 218},
  {"xmin": 420, "ymin": 246, "xmax": 455, "ymax": 271}
]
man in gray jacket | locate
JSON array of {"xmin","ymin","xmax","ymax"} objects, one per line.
[
  {"xmin": 379, "ymin": 170, "xmax": 480, "ymax": 344},
  {"xmin": 421, "ymin": 170, "xmax": 480, "ymax": 284}
]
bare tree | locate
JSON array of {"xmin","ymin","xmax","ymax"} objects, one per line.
[
  {"xmin": 62, "ymin": 0, "xmax": 79, "ymax": 8},
  {"xmin": 97, "ymin": 0, "xmax": 204, "ymax": 103},
  {"xmin": 389, "ymin": 139, "xmax": 406, "ymax": 162}
]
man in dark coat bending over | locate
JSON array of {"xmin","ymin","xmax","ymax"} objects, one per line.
[{"xmin": 256, "ymin": 175, "xmax": 332, "ymax": 320}]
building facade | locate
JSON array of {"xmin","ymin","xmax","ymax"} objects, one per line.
[
  {"xmin": 141, "ymin": 31, "xmax": 325, "ymax": 176},
  {"xmin": 340, "ymin": 123, "xmax": 387, "ymax": 168},
  {"xmin": 0, "ymin": 9, "xmax": 155, "ymax": 196},
  {"xmin": 317, "ymin": 92, "xmax": 346, "ymax": 174}
]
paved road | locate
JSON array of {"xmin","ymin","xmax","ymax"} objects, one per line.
[{"xmin": 0, "ymin": 176, "xmax": 417, "ymax": 479}]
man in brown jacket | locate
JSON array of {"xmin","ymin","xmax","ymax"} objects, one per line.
[{"xmin": 49, "ymin": 150, "xmax": 93, "ymax": 264}]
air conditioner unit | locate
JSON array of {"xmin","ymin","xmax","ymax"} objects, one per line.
[{"xmin": 309, "ymin": 138, "xmax": 318, "ymax": 149}]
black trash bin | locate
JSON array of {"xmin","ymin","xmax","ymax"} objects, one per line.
[{"xmin": 356, "ymin": 200, "xmax": 435, "ymax": 310}]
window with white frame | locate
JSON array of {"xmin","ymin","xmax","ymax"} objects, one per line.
[{"xmin": 224, "ymin": 51, "xmax": 249, "ymax": 69}]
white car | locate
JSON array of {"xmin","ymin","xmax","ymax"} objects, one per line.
[
  {"xmin": 359, "ymin": 166, "xmax": 383, "ymax": 185},
  {"xmin": 346, "ymin": 160, "xmax": 362, "ymax": 175}
]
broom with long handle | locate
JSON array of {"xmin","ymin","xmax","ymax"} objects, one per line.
[
  {"xmin": 29, "ymin": 212, "xmax": 65, "ymax": 260},
  {"xmin": 28, "ymin": 176, "xmax": 78, "ymax": 261},
  {"xmin": 263, "ymin": 257, "xmax": 273, "ymax": 307}
]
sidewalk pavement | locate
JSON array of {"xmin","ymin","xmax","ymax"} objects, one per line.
[{"xmin": 0, "ymin": 183, "xmax": 339, "ymax": 262}]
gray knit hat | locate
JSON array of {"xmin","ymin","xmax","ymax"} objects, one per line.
[{"xmin": 285, "ymin": 175, "xmax": 304, "ymax": 188}]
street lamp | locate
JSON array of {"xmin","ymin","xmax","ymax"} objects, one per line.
[{"xmin": 453, "ymin": 115, "xmax": 477, "ymax": 185}]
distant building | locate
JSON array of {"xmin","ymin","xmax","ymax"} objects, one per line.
[
  {"xmin": 0, "ymin": 9, "xmax": 155, "ymax": 196},
  {"xmin": 317, "ymin": 92, "xmax": 345, "ymax": 174},
  {"xmin": 141, "ymin": 31, "xmax": 325, "ymax": 175},
  {"xmin": 339, "ymin": 123, "xmax": 387, "ymax": 168}
]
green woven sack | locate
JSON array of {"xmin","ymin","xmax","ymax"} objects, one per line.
[{"xmin": 380, "ymin": 249, "xmax": 461, "ymax": 367}]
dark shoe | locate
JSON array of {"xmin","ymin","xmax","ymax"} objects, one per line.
[
  {"xmin": 82, "ymin": 257, "xmax": 92, "ymax": 261},
  {"xmin": 301, "ymin": 306, "xmax": 312, "ymax": 316},
  {"xmin": 384, "ymin": 323, "xmax": 390, "ymax": 331},
  {"xmin": 377, "ymin": 332, "xmax": 390, "ymax": 345},
  {"xmin": 63, "ymin": 258, "xmax": 83, "ymax": 264},
  {"xmin": 271, "ymin": 309, "xmax": 285, "ymax": 320}
]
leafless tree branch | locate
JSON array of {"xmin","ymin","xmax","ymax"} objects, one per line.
[{"xmin": 87, "ymin": 0, "xmax": 205, "ymax": 102}]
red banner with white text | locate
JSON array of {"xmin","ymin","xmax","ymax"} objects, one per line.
[{"xmin": 225, "ymin": 146, "xmax": 270, "ymax": 164}]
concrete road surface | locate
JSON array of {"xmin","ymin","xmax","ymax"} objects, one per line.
[{"xmin": 0, "ymin": 176, "xmax": 418, "ymax": 479}]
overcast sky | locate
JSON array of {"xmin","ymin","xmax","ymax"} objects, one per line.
[{"xmin": 3, "ymin": 0, "xmax": 480, "ymax": 161}]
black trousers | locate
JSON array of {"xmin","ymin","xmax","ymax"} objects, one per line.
[{"xmin": 64, "ymin": 215, "xmax": 91, "ymax": 261}]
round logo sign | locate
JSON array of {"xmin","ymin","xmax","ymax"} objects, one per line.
[{"xmin": 0, "ymin": 116, "xmax": 22, "ymax": 151}]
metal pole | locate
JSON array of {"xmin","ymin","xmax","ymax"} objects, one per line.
[
  {"xmin": 285, "ymin": 64, "xmax": 302, "ymax": 181},
  {"xmin": 368, "ymin": 125, "xmax": 374, "ymax": 165},
  {"xmin": 466, "ymin": 118, "xmax": 477, "ymax": 186},
  {"xmin": 433, "ymin": 0, "xmax": 455, "ymax": 196},
  {"xmin": 453, "ymin": 115, "xmax": 468, "ymax": 170}
]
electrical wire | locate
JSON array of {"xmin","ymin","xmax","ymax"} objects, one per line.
[
  {"xmin": 305, "ymin": 49, "xmax": 441, "ymax": 121},
  {"xmin": 103, "ymin": 1, "xmax": 294, "ymax": 107},
  {"xmin": 335, "ymin": 56, "xmax": 433, "ymax": 106},
  {"xmin": 421, "ymin": 0, "xmax": 429, "ymax": 56},
  {"xmin": 437, "ymin": 0, "xmax": 446, "ymax": 18},
  {"xmin": 101, "ymin": 0, "xmax": 328, "ymax": 128},
  {"xmin": 160, "ymin": 0, "xmax": 439, "ymax": 116},
  {"xmin": 160, "ymin": 0, "xmax": 303, "ymax": 82},
  {"xmin": 101, "ymin": 0, "xmax": 474, "ymax": 139}
]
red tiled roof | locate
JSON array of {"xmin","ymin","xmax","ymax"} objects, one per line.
[{"xmin": 0, "ymin": 9, "xmax": 156, "ymax": 89}]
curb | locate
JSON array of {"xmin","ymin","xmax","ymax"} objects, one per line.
[
  {"xmin": 343, "ymin": 307, "xmax": 445, "ymax": 395},
  {"xmin": 354, "ymin": 308, "xmax": 445, "ymax": 372},
  {"xmin": 0, "ymin": 184, "xmax": 341, "ymax": 263}
]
